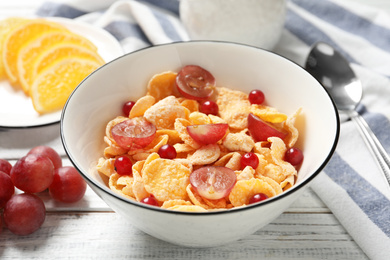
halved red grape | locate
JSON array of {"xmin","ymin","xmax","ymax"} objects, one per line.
[
  {"xmin": 114, "ymin": 156, "xmax": 133, "ymax": 175},
  {"xmin": 176, "ymin": 65, "xmax": 215, "ymax": 100},
  {"xmin": 249, "ymin": 89, "xmax": 265, "ymax": 105},
  {"xmin": 199, "ymin": 100, "xmax": 219, "ymax": 115},
  {"xmin": 111, "ymin": 117, "xmax": 156, "ymax": 150},
  {"xmin": 158, "ymin": 144, "xmax": 177, "ymax": 159},
  {"xmin": 249, "ymin": 193, "xmax": 268, "ymax": 204},
  {"xmin": 10, "ymin": 154, "xmax": 54, "ymax": 193},
  {"xmin": 284, "ymin": 147, "xmax": 304, "ymax": 166},
  {"xmin": 240, "ymin": 152, "xmax": 259, "ymax": 170},
  {"xmin": 187, "ymin": 123, "xmax": 228, "ymax": 145},
  {"xmin": 247, "ymin": 113, "xmax": 287, "ymax": 142},
  {"xmin": 3, "ymin": 193, "xmax": 46, "ymax": 235},
  {"xmin": 190, "ymin": 166, "xmax": 236, "ymax": 200},
  {"xmin": 27, "ymin": 145, "xmax": 62, "ymax": 170},
  {"xmin": 49, "ymin": 166, "xmax": 87, "ymax": 203},
  {"xmin": 141, "ymin": 195, "xmax": 159, "ymax": 206},
  {"xmin": 122, "ymin": 100, "xmax": 135, "ymax": 117},
  {"xmin": 0, "ymin": 171, "xmax": 14, "ymax": 208},
  {"xmin": 0, "ymin": 159, "xmax": 12, "ymax": 176}
]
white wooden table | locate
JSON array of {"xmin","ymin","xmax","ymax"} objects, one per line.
[{"xmin": 0, "ymin": 155, "xmax": 367, "ymax": 259}]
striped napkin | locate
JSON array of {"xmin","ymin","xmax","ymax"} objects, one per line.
[{"xmin": 13, "ymin": 0, "xmax": 390, "ymax": 258}]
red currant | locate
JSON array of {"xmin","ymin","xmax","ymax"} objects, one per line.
[
  {"xmin": 249, "ymin": 89, "xmax": 265, "ymax": 105},
  {"xmin": 158, "ymin": 144, "xmax": 177, "ymax": 159},
  {"xmin": 122, "ymin": 101, "xmax": 135, "ymax": 117},
  {"xmin": 114, "ymin": 156, "xmax": 133, "ymax": 175},
  {"xmin": 199, "ymin": 100, "xmax": 219, "ymax": 115},
  {"xmin": 284, "ymin": 147, "xmax": 304, "ymax": 166},
  {"xmin": 240, "ymin": 152, "xmax": 259, "ymax": 170},
  {"xmin": 141, "ymin": 195, "xmax": 159, "ymax": 206},
  {"xmin": 249, "ymin": 193, "xmax": 268, "ymax": 204}
]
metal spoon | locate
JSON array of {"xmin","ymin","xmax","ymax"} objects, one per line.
[{"xmin": 305, "ymin": 42, "xmax": 390, "ymax": 187}]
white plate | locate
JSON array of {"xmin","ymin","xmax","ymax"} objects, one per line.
[{"xmin": 0, "ymin": 17, "xmax": 124, "ymax": 128}]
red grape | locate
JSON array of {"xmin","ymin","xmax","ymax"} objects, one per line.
[
  {"xmin": 190, "ymin": 166, "xmax": 236, "ymax": 200},
  {"xmin": 114, "ymin": 156, "xmax": 133, "ymax": 175},
  {"xmin": 249, "ymin": 193, "xmax": 268, "ymax": 204},
  {"xmin": 27, "ymin": 145, "xmax": 62, "ymax": 170},
  {"xmin": 199, "ymin": 100, "xmax": 218, "ymax": 115},
  {"xmin": 122, "ymin": 100, "xmax": 135, "ymax": 117},
  {"xmin": 111, "ymin": 117, "xmax": 156, "ymax": 150},
  {"xmin": 141, "ymin": 195, "xmax": 159, "ymax": 206},
  {"xmin": 10, "ymin": 154, "xmax": 54, "ymax": 193},
  {"xmin": 176, "ymin": 65, "xmax": 215, "ymax": 100},
  {"xmin": 240, "ymin": 152, "xmax": 259, "ymax": 170},
  {"xmin": 187, "ymin": 123, "xmax": 229, "ymax": 145},
  {"xmin": 284, "ymin": 147, "xmax": 304, "ymax": 166},
  {"xmin": 0, "ymin": 171, "xmax": 14, "ymax": 208},
  {"xmin": 0, "ymin": 159, "xmax": 12, "ymax": 176},
  {"xmin": 158, "ymin": 144, "xmax": 177, "ymax": 159},
  {"xmin": 3, "ymin": 193, "xmax": 46, "ymax": 235},
  {"xmin": 49, "ymin": 166, "xmax": 87, "ymax": 203},
  {"xmin": 249, "ymin": 89, "xmax": 265, "ymax": 105}
]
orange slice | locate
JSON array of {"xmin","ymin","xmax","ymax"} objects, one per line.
[
  {"xmin": 21, "ymin": 43, "xmax": 103, "ymax": 94},
  {"xmin": 17, "ymin": 31, "xmax": 98, "ymax": 93},
  {"xmin": 2, "ymin": 19, "xmax": 68, "ymax": 84},
  {"xmin": 0, "ymin": 17, "xmax": 29, "ymax": 79},
  {"xmin": 30, "ymin": 58, "xmax": 101, "ymax": 114}
]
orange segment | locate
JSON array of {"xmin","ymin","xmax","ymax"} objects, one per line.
[
  {"xmin": 30, "ymin": 58, "xmax": 101, "ymax": 114},
  {"xmin": 17, "ymin": 31, "xmax": 98, "ymax": 93},
  {"xmin": 2, "ymin": 19, "xmax": 68, "ymax": 83},
  {"xmin": 23, "ymin": 44, "xmax": 104, "ymax": 94},
  {"xmin": 0, "ymin": 17, "xmax": 29, "ymax": 79}
]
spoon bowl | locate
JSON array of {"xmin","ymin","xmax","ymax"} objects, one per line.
[
  {"xmin": 305, "ymin": 42, "xmax": 362, "ymax": 112},
  {"xmin": 305, "ymin": 42, "xmax": 390, "ymax": 187}
]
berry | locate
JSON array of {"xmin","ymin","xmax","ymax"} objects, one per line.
[
  {"xmin": 240, "ymin": 152, "xmax": 259, "ymax": 170},
  {"xmin": 249, "ymin": 193, "xmax": 268, "ymax": 204},
  {"xmin": 284, "ymin": 147, "xmax": 304, "ymax": 166},
  {"xmin": 158, "ymin": 144, "xmax": 177, "ymax": 159},
  {"xmin": 114, "ymin": 156, "xmax": 133, "ymax": 175},
  {"xmin": 122, "ymin": 101, "xmax": 135, "ymax": 117},
  {"xmin": 249, "ymin": 89, "xmax": 265, "ymax": 105},
  {"xmin": 141, "ymin": 196, "xmax": 159, "ymax": 206},
  {"xmin": 199, "ymin": 100, "xmax": 218, "ymax": 115}
]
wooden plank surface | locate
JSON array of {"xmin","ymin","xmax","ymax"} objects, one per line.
[{"xmin": 0, "ymin": 187, "xmax": 368, "ymax": 259}]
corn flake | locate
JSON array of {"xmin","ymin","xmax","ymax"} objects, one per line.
[
  {"xmin": 144, "ymin": 96, "xmax": 188, "ymax": 130},
  {"xmin": 188, "ymin": 144, "xmax": 220, "ymax": 165},
  {"xmin": 142, "ymin": 156, "xmax": 191, "ymax": 201},
  {"xmin": 129, "ymin": 95, "xmax": 155, "ymax": 118},
  {"xmin": 146, "ymin": 71, "xmax": 179, "ymax": 101}
]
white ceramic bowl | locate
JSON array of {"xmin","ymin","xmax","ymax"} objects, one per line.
[{"xmin": 61, "ymin": 41, "xmax": 339, "ymax": 247}]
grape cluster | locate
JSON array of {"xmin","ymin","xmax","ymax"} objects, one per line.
[{"xmin": 0, "ymin": 146, "xmax": 87, "ymax": 236}]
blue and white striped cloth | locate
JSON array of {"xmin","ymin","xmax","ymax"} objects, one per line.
[{"xmin": 33, "ymin": 0, "xmax": 390, "ymax": 258}]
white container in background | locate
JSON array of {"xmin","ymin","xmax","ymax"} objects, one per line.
[{"xmin": 179, "ymin": 0, "xmax": 287, "ymax": 50}]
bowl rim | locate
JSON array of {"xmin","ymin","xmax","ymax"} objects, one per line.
[{"xmin": 60, "ymin": 40, "xmax": 340, "ymax": 215}]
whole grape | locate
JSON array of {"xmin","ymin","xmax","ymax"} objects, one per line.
[
  {"xmin": 0, "ymin": 171, "xmax": 14, "ymax": 208},
  {"xmin": 49, "ymin": 166, "xmax": 87, "ymax": 203},
  {"xmin": 11, "ymin": 154, "xmax": 54, "ymax": 193},
  {"xmin": 27, "ymin": 146, "xmax": 62, "ymax": 170},
  {"xmin": 3, "ymin": 193, "xmax": 46, "ymax": 235}
]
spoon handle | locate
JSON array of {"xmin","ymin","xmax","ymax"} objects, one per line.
[{"xmin": 349, "ymin": 111, "xmax": 390, "ymax": 187}]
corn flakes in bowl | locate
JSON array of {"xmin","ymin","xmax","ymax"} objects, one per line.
[{"xmin": 61, "ymin": 41, "xmax": 339, "ymax": 247}]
